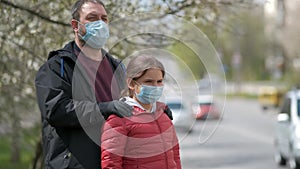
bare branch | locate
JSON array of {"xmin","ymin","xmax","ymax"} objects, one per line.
[{"xmin": 0, "ymin": 0, "xmax": 69, "ymax": 26}]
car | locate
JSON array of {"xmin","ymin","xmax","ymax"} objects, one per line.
[
  {"xmin": 274, "ymin": 89, "xmax": 300, "ymax": 169},
  {"xmin": 258, "ymin": 86, "xmax": 284, "ymax": 110},
  {"xmin": 192, "ymin": 95, "xmax": 220, "ymax": 120},
  {"xmin": 165, "ymin": 97, "xmax": 194, "ymax": 133}
]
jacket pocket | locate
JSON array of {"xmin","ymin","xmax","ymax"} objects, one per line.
[
  {"xmin": 45, "ymin": 127, "xmax": 69, "ymax": 169},
  {"xmin": 67, "ymin": 152, "xmax": 84, "ymax": 169}
]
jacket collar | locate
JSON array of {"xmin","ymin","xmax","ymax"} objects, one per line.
[
  {"xmin": 47, "ymin": 41, "xmax": 77, "ymax": 61},
  {"xmin": 122, "ymin": 97, "xmax": 157, "ymax": 114},
  {"xmin": 47, "ymin": 41, "xmax": 109, "ymax": 62}
]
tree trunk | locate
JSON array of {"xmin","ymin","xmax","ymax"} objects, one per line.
[
  {"xmin": 32, "ymin": 138, "xmax": 44, "ymax": 169},
  {"xmin": 10, "ymin": 107, "xmax": 21, "ymax": 163}
]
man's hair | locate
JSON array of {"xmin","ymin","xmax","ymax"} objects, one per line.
[{"xmin": 71, "ymin": 0, "xmax": 106, "ymax": 20}]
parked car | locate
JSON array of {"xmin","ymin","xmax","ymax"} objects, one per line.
[
  {"xmin": 258, "ymin": 86, "xmax": 284, "ymax": 110},
  {"xmin": 165, "ymin": 97, "xmax": 194, "ymax": 133},
  {"xmin": 192, "ymin": 95, "xmax": 220, "ymax": 120},
  {"xmin": 274, "ymin": 89, "xmax": 300, "ymax": 169}
]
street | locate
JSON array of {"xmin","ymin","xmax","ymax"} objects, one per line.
[{"xmin": 178, "ymin": 97, "xmax": 283, "ymax": 169}]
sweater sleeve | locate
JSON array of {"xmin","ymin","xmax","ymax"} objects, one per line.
[{"xmin": 101, "ymin": 115, "xmax": 128, "ymax": 169}]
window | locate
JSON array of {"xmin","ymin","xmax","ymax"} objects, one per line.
[
  {"xmin": 167, "ymin": 103, "xmax": 183, "ymax": 110},
  {"xmin": 280, "ymin": 98, "xmax": 291, "ymax": 118},
  {"xmin": 297, "ymin": 99, "xmax": 300, "ymax": 117}
]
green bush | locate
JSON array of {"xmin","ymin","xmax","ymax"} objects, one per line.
[{"xmin": 0, "ymin": 125, "xmax": 41, "ymax": 169}]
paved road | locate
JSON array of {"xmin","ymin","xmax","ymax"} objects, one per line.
[{"xmin": 178, "ymin": 97, "xmax": 285, "ymax": 169}]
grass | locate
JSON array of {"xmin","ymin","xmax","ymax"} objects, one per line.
[
  {"xmin": 226, "ymin": 93, "xmax": 258, "ymax": 99},
  {"xmin": 0, "ymin": 126, "xmax": 41, "ymax": 169}
]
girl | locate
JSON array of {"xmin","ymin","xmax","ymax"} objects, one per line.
[{"xmin": 101, "ymin": 55, "xmax": 182, "ymax": 169}]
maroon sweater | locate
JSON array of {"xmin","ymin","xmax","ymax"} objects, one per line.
[{"xmin": 77, "ymin": 50, "xmax": 119, "ymax": 102}]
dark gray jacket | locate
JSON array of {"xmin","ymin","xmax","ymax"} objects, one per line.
[{"xmin": 35, "ymin": 41, "xmax": 126, "ymax": 169}]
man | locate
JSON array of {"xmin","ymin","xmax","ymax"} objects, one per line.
[
  {"xmin": 35, "ymin": 0, "xmax": 173, "ymax": 168},
  {"xmin": 35, "ymin": 0, "xmax": 132, "ymax": 168}
]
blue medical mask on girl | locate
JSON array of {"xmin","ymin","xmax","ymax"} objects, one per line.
[
  {"xmin": 134, "ymin": 81, "xmax": 164, "ymax": 104},
  {"xmin": 77, "ymin": 20, "xmax": 109, "ymax": 49}
]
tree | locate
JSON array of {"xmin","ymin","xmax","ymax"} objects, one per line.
[{"xmin": 0, "ymin": 0, "xmax": 72, "ymax": 163}]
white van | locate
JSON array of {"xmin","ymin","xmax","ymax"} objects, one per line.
[
  {"xmin": 165, "ymin": 97, "xmax": 194, "ymax": 133},
  {"xmin": 274, "ymin": 89, "xmax": 300, "ymax": 169}
]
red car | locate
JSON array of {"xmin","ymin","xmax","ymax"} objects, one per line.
[{"xmin": 193, "ymin": 95, "xmax": 220, "ymax": 120}]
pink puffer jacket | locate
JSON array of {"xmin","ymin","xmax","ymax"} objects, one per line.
[{"xmin": 101, "ymin": 102, "xmax": 181, "ymax": 169}]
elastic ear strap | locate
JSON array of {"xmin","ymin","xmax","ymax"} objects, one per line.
[{"xmin": 60, "ymin": 58, "xmax": 64, "ymax": 77}]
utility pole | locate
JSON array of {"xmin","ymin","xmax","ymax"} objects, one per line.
[{"xmin": 274, "ymin": 0, "xmax": 286, "ymax": 80}]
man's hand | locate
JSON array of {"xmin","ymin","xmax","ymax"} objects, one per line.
[
  {"xmin": 164, "ymin": 105, "xmax": 173, "ymax": 120},
  {"xmin": 98, "ymin": 100, "xmax": 133, "ymax": 120}
]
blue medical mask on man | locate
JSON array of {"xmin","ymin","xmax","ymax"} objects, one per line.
[
  {"xmin": 135, "ymin": 83, "xmax": 164, "ymax": 104},
  {"xmin": 77, "ymin": 20, "xmax": 109, "ymax": 49}
]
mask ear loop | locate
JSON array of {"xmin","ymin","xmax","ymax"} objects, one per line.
[
  {"xmin": 75, "ymin": 20, "xmax": 86, "ymax": 39},
  {"xmin": 132, "ymin": 80, "xmax": 143, "ymax": 96},
  {"xmin": 133, "ymin": 80, "xmax": 141, "ymax": 86}
]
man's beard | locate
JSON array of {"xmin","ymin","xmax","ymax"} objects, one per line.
[{"xmin": 79, "ymin": 38, "xmax": 86, "ymax": 47}]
